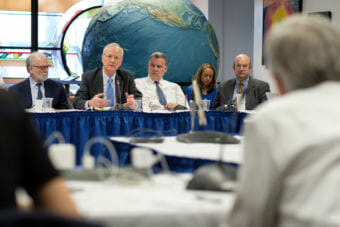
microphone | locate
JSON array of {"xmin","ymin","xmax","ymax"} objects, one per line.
[
  {"xmin": 192, "ymin": 80, "xmax": 207, "ymax": 127},
  {"xmin": 185, "ymin": 88, "xmax": 240, "ymax": 192},
  {"xmin": 60, "ymin": 137, "xmax": 119, "ymax": 181},
  {"xmin": 116, "ymin": 79, "xmax": 121, "ymax": 104},
  {"xmin": 215, "ymin": 83, "xmax": 247, "ymax": 111},
  {"xmin": 112, "ymin": 79, "xmax": 130, "ymax": 110},
  {"xmin": 176, "ymin": 80, "xmax": 240, "ymax": 144},
  {"xmin": 215, "ymin": 88, "xmax": 233, "ymax": 111}
]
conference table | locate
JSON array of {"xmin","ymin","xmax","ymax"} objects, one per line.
[
  {"xmin": 67, "ymin": 173, "xmax": 235, "ymax": 227},
  {"xmin": 29, "ymin": 110, "xmax": 247, "ymax": 165},
  {"xmin": 28, "ymin": 110, "xmax": 246, "ymax": 226},
  {"xmin": 110, "ymin": 136, "xmax": 243, "ymax": 173}
]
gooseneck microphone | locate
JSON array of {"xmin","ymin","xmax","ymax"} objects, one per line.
[
  {"xmin": 116, "ymin": 80, "xmax": 121, "ymax": 104},
  {"xmin": 192, "ymin": 80, "xmax": 207, "ymax": 127},
  {"xmin": 176, "ymin": 80, "xmax": 240, "ymax": 144}
]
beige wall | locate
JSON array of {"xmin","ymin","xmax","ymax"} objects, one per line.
[
  {"xmin": 0, "ymin": 0, "xmax": 80, "ymax": 12},
  {"xmin": 190, "ymin": 0, "xmax": 208, "ymax": 18}
]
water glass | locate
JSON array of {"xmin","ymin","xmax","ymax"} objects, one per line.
[
  {"xmin": 201, "ymin": 99, "xmax": 210, "ymax": 111},
  {"xmin": 42, "ymin": 97, "xmax": 53, "ymax": 110},
  {"xmin": 134, "ymin": 99, "xmax": 142, "ymax": 111}
]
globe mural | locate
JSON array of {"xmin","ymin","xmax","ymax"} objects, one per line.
[{"xmin": 82, "ymin": 0, "xmax": 219, "ymax": 83}]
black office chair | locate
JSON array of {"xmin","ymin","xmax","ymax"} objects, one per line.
[{"xmin": 0, "ymin": 209, "xmax": 103, "ymax": 227}]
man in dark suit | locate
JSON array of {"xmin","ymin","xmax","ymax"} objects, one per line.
[
  {"xmin": 212, "ymin": 54, "xmax": 270, "ymax": 111},
  {"xmin": 9, "ymin": 52, "xmax": 69, "ymax": 109},
  {"xmin": 73, "ymin": 43, "xmax": 142, "ymax": 110}
]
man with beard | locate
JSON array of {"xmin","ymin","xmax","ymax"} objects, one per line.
[{"xmin": 9, "ymin": 52, "xmax": 69, "ymax": 109}]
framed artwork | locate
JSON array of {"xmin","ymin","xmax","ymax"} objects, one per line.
[
  {"xmin": 262, "ymin": 0, "xmax": 303, "ymax": 65},
  {"xmin": 310, "ymin": 11, "xmax": 332, "ymax": 20}
]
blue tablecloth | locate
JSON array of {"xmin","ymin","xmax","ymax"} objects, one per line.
[{"xmin": 30, "ymin": 110, "xmax": 247, "ymax": 165}]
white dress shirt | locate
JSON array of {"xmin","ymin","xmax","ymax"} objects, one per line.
[
  {"xmin": 226, "ymin": 81, "xmax": 340, "ymax": 227},
  {"xmin": 29, "ymin": 77, "xmax": 45, "ymax": 107},
  {"xmin": 135, "ymin": 76, "xmax": 188, "ymax": 111},
  {"xmin": 85, "ymin": 71, "xmax": 116, "ymax": 109}
]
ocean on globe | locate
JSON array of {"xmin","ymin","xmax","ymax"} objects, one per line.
[{"xmin": 82, "ymin": 0, "xmax": 219, "ymax": 84}]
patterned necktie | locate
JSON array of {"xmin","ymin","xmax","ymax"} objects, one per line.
[
  {"xmin": 155, "ymin": 81, "xmax": 167, "ymax": 106},
  {"xmin": 106, "ymin": 78, "xmax": 115, "ymax": 107},
  {"xmin": 237, "ymin": 82, "xmax": 243, "ymax": 94},
  {"xmin": 36, "ymin": 83, "xmax": 43, "ymax": 100},
  {"xmin": 234, "ymin": 82, "xmax": 243, "ymax": 110}
]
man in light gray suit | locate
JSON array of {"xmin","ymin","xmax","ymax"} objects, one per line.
[{"xmin": 212, "ymin": 54, "xmax": 270, "ymax": 111}]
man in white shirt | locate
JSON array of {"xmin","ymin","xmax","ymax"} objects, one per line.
[
  {"xmin": 226, "ymin": 15, "xmax": 340, "ymax": 227},
  {"xmin": 135, "ymin": 52, "xmax": 187, "ymax": 111}
]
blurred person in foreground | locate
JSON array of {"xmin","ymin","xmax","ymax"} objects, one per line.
[
  {"xmin": 186, "ymin": 63, "xmax": 218, "ymax": 109},
  {"xmin": 135, "ymin": 52, "xmax": 188, "ymax": 111},
  {"xmin": 73, "ymin": 43, "xmax": 142, "ymax": 110},
  {"xmin": 8, "ymin": 52, "xmax": 69, "ymax": 109},
  {"xmin": 225, "ymin": 14, "xmax": 340, "ymax": 227},
  {"xmin": 212, "ymin": 54, "xmax": 270, "ymax": 111},
  {"xmin": 0, "ymin": 89, "xmax": 79, "ymax": 218}
]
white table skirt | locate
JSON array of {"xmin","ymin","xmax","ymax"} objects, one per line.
[{"xmin": 110, "ymin": 136, "xmax": 243, "ymax": 164}]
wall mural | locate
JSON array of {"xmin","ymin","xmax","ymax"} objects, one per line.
[{"xmin": 262, "ymin": 0, "xmax": 302, "ymax": 64}]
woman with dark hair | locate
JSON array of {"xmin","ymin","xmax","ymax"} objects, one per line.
[{"xmin": 186, "ymin": 63, "xmax": 218, "ymax": 109}]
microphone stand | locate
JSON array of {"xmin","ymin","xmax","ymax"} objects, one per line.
[
  {"xmin": 177, "ymin": 80, "xmax": 239, "ymax": 144},
  {"xmin": 189, "ymin": 100, "xmax": 196, "ymax": 132}
]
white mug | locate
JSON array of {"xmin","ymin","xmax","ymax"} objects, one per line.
[
  {"xmin": 48, "ymin": 144, "xmax": 76, "ymax": 170},
  {"xmin": 131, "ymin": 148, "xmax": 155, "ymax": 169}
]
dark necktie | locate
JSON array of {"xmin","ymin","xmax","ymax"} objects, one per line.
[
  {"xmin": 36, "ymin": 83, "xmax": 43, "ymax": 100},
  {"xmin": 155, "ymin": 81, "xmax": 167, "ymax": 106},
  {"xmin": 106, "ymin": 78, "xmax": 115, "ymax": 107}
]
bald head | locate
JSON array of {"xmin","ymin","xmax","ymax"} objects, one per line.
[{"xmin": 233, "ymin": 54, "xmax": 252, "ymax": 82}]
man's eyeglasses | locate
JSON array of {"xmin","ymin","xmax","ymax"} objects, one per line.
[
  {"xmin": 104, "ymin": 54, "xmax": 121, "ymax": 60},
  {"xmin": 32, "ymin": 65, "xmax": 50, "ymax": 70}
]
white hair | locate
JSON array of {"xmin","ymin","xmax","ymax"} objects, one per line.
[
  {"xmin": 26, "ymin": 52, "xmax": 46, "ymax": 68},
  {"xmin": 102, "ymin": 43, "xmax": 124, "ymax": 57},
  {"xmin": 265, "ymin": 14, "xmax": 340, "ymax": 92}
]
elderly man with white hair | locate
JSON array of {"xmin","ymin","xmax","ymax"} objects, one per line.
[
  {"xmin": 9, "ymin": 52, "xmax": 69, "ymax": 109},
  {"xmin": 73, "ymin": 43, "xmax": 142, "ymax": 110},
  {"xmin": 225, "ymin": 14, "xmax": 340, "ymax": 227}
]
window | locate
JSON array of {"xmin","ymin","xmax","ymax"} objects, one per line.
[{"xmin": 0, "ymin": 0, "xmax": 105, "ymax": 81}]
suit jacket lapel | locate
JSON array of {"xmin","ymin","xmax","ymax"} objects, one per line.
[
  {"xmin": 23, "ymin": 79, "xmax": 33, "ymax": 108},
  {"xmin": 226, "ymin": 79, "xmax": 236, "ymax": 104},
  {"xmin": 44, "ymin": 80, "xmax": 57, "ymax": 107},
  {"xmin": 44, "ymin": 80, "xmax": 51, "ymax": 97},
  {"xmin": 95, "ymin": 69, "xmax": 104, "ymax": 94},
  {"xmin": 245, "ymin": 77, "xmax": 256, "ymax": 108},
  {"xmin": 115, "ymin": 70, "xmax": 123, "ymax": 104}
]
